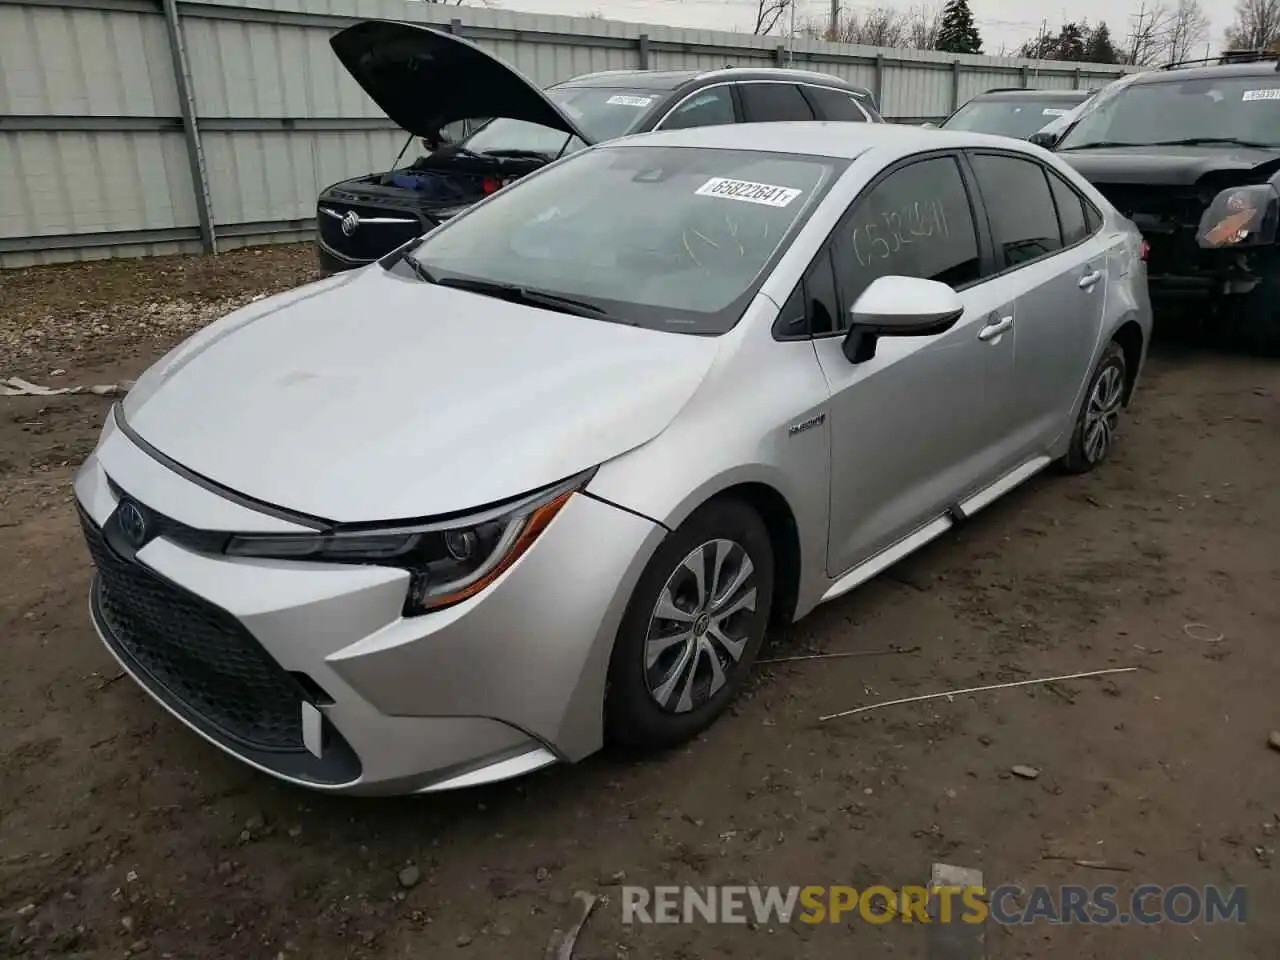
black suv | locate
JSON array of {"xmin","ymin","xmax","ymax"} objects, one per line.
[
  {"xmin": 1038, "ymin": 53, "xmax": 1280, "ymax": 352},
  {"xmin": 938, "ymin": 87, "xmax": 1094, "ymax": 139},
  {"xmin": 316, "ymin": 19, "xmax": 882, "ymax": 274}
]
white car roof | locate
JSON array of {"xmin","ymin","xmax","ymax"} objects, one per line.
[{"xmin": 609, "ymin": 120, "xmax": 1050, "ymax": 160}]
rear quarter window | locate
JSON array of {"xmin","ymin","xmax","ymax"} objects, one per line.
[{"xmin": 802, "ymin": 85, "xmax": 868, "ymax": 122}]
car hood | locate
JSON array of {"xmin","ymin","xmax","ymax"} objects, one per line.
[
  {"xmin": 1058, "ymin": 145, "xmax": 1280, "ymax": 186},
  {"xmin": 330, "ymin": 19, "xmax": 593, "ymax": 146},
  {"xmin": 121, "ymin": 268, "xmax": 721, "ymax": 524}
]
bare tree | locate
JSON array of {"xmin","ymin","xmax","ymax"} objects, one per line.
[
  {"xmin": 907, "ymin": 6, "xmax": 944, "ymax": 50},
  {"xmin": 752, "ymin": 0, "xmax": 793, "ymax": 35},
  {"xmin": 801, "ymin": 4, "xmax": 941, "ymax": 48},
  {"xmin": 1125, "ymin": 2, "xmax": 1174, "ymax": 64},
  {"xmin": 1162, "ymin": 0, "xmax": 1210, "ymax": 62},
  {"xmin": 1224, "ymin": 0, "xmax": 1280, "ymax": 49}
]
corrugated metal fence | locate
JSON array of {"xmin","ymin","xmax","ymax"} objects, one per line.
[{"xmin": 0, "ymin": 0, "xmax": 1131, "ymax": 267}]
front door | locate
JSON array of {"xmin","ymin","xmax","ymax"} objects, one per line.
[{"xmin": 814, "ymin": 153, "xmax": 1016, "ymax": 577}]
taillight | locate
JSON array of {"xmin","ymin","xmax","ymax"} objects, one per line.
[
  {"xmin": 481, "ymin": 176, "xmax": 503, "ymax": 195},
  {"xmin": 1139, "ymin": 239, "xmax": 1150, "ymax": 262}
]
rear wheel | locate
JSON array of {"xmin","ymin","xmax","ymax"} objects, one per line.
[
  {"xmin": 605, "ymin": 498, "xmax": 774, "ymax": 749},
  {"xmin": 1060, "ymin": 341, "xmax": 1127, "ymax": 474},
  {"xmin": 1229, "ymin": 277, "xmax": 1280, "ymax": 356}
]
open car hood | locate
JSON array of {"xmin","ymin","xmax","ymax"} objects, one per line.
[{"xmin": 330, "ymin": 19, "xmax": 593, "ymax": 146}]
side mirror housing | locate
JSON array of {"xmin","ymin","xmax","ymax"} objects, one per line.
[
  {"xmin": 1028, "ymin": 130, "xmax": 1060, "ymax": 149},
  {"xmin": 842, "ymin": 276, "xmax": 964, "ymax": 363}
]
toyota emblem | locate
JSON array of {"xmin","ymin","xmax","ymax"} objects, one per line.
[
  {"xmin": 117, "ymin": 500, "xmax": 148, "ymax": 547},
  {"xmin": 340, "ymin": 211, "xmax": 361, "ymax": 236}
]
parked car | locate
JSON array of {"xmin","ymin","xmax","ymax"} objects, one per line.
[
  {"xmin": 1029, "ymin": 71, "xmax": 1147, "ymax": 146},
  {"xmin": 937, "ymin": 87, "xmax": 1095, "ymax": 139},
  {"xmin": 316, "ymin": 19, "xmax": 883, "ymax": 274},
  {"xmin": 78, "ymin": 122, "xmax": 1150, "ymax": 795},
  {"xmin": 1039, "ymin": 53, "xmax": 1280, "ymax": 352}
]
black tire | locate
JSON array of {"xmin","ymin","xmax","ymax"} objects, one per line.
[
  {"xmin": 1060, "ymin": 341, "xmax": 1127, "ymax": 474},
  {"xmin": 1228, "ymin": 279, "xmax": 1280, "ymax": 357},
  {"xmin": 605, "ymin": 497, "xmax": 774, "ymax": 749}
]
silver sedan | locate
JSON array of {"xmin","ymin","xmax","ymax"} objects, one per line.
[{"xmin": 75, "ymin": 122, "xmax": 1152, "ymax": 795}]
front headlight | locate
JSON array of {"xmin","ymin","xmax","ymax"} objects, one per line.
[
  {"xmin": 225, "ymin": 470, "xmax": 592, "ymax": 615},
  {"xmin": 1197, "ymin": 184, "xmax": 1280, "ymax": 248}
]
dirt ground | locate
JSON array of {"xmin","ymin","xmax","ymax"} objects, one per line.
[{"xmin": 2, "ymin": 246, "xmax": 1278, "ymax": 959}]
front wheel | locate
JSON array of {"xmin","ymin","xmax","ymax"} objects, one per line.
[
  {"xmin": 605, "ymin": 498, "xmax": 774, "ymax": 749},
  {"xmin": 1060, "ymin": 341, "xmax": 1127, "ymax": 474}
]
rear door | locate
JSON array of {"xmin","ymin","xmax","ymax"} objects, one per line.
[{"xmin": 965, "ymin": 151, "xmax": 1109, "ymax": 455}]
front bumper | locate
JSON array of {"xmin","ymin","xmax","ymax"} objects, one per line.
[
  {"xmin": 315, "ymin": 239, "xmax": 371, "ymax": 276},
  {"xmin": 75, "ymin": 423, "xmax": 665, "ymax": 795}
]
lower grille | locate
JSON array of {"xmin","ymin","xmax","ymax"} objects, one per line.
[
  {"xmin": 317, "ymin": 202, "xmax": 424, "ymax": 262},
  {"xmin": 80, "ymin": 509, "xmax": 307, "ymax": 752}
]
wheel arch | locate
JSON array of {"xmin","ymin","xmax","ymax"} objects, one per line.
[{"xmin": 1111, "ymin": 318, "xmax": 1145, "ymax": 405}]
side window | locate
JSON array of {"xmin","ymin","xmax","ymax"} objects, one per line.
[
  {"xmin": 1084, "ymin": 199, "xmax": 1103, "ymax": 234},
  {"xmin": 831, "ymin": 155, "xmax": 982, "ymax": 324},
  {"xmin": 802, "ymin": 85, "xmax": 867, "ymax": 122},
  {"xmin": 970, "ymin": 154, "xmax": 1064, "ymax": 267},
  {"xmin": 773, "ymin": 250, "xmax": 839, "ymax": 339},
  {"xmin": 1047, "ymin": 170, "xmax": 1088, "ymax": 246},
  {"xmin": 739, "ymin": 83, "xmax": 816, "ymax": 122},
  {"xmin": 660, "ymin": 87, "xmax": 736, "ymax": 130}
]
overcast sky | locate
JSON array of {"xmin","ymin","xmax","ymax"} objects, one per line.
[{"xmin": 493, "ymin": 0, "xmax": 1231, "ymax": 57}]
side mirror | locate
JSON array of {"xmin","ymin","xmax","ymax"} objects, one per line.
[
  {"xmin": 1028, "ymin": 130, "xmax": 1060, "ymax": 149},
  {"xmin": 842, "ymin": 276, "xmax": 964, "ymax": 363}
]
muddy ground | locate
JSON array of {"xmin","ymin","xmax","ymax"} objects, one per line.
[{"xmin": 2, "ymin": 247, "xmax": 1278, "ymax": 959}]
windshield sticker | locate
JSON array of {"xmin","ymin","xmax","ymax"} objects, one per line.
[
  {"xmin": 695, "ymin": 177, "xmax": 803, "ymax": 208},
  {"xmin": 1042, "ymin": 107, "xmax": 1069, "ymax": 116},
  {"xmin": 1242, "ymin": 88, "xmax": 1280, "ymax": 102},
  {"xmin": 606, "ymin": 94, "xmax": 654, "ymax": 107}
]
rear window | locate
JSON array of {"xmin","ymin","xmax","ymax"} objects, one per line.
[
  {"xmin": 410, "ymin": 145, "xmax": 843, "ymax": 333},
  {"xmin": 943, "ymin": 98, "xmax": 1085, "ymax": 138}
]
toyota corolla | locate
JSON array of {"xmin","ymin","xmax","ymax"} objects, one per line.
[{"xmin": 76, "ymin": 122, "xmax": 1151, "ymax": 795}]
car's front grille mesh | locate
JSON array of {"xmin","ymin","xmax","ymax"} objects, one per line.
[
  {"xmin": 316, "ymin": 202, "xmax": 424, "ymax": 262},
  {"xmin": 80, "ymin": 509, "xmax": 306, "ymax": 751}
]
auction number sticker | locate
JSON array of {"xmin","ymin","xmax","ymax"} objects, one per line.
[
  {"xmin": 1242, "ymin": 88, "xmax": 1280, "ymax": 101},
  {"xmin": 695, "ymin": 177, "xmax": 802, "ymax": 208},
  {"xmin": 607, "ymin": 94, "xmax": 654, "ymax": 107},
  {"xmin": 1042, "ymin": 107, "xmax": 1069, "ymax": 116}
]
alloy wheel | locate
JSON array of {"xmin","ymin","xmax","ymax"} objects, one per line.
[
  {"xmin": 643, "ymin": 538, "xmax": 758, "ymax": 714},
  {"xmin": 1084, "ymin": 364, "xmax": 1124, "ymax": 464}
]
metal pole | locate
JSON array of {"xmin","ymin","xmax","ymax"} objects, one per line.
[
  {"xmin": 789, "ymin": 0, "xmax": 796, "ymax": 63},
  {"xmin": 161, "ymin": 0, "xmax": 216, "ymax": 255},
  {"xmin": 829, "ymin": 0, "xmax": 839, "ymax": 39}
]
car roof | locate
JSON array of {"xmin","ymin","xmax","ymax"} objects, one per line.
[
  {"xmin": 608, "ymin": 120, "xmax": 1038, "ymax": 159},
  {"xmin": 555, "ymin": 67, "xmax": 873, "ymax": 97},
  {"xmin": 1128, "ymin": 59, "xmax": 1280, "ymax": 83},
  {"xmin": 969, "ymin": 88, "xmax": 1094, "ymax": 102}
]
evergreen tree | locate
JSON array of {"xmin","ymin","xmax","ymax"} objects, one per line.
[
  {"xmin": 1055, "ymin": 22, "xmax": 1087, "ymax": 60},
  {"xmin": 936, "ymin": 0, "xmax": 983, "ymax": 54},
  {"xmin": 1083, "ymin": 22, "xmax": 1120, "ymax": 63}
]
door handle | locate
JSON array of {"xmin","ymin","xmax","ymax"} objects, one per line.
[
  {"xmin": 978, "ymin": 315, "xmax": 1013, "ymax": 341},
  {"xmin": 1078, "ymin": 270, "xmax": 1102, "ymax": 289}
]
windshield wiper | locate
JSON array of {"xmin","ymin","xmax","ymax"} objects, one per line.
[
  {"xmin": 474, "ymin": 148, "xmax": 554, "ymax": 161},
  {"xmin": 434, "ymin": 277, "xmax": 610, "ymax": 318},
  {"xmin": 1144, "ymin": 137, "xmax": 1277, "ymax": 149},
  {"xmin": 1057, "ymin": 140, "xmax": 1137, "ymax": 151}
]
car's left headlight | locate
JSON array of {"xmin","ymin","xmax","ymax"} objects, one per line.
[
  {"xmin": 224, "ymin": 470, "xmax": 593, "ymax": 615},
  {"xmin": 1197, "ymin": 184, "xmax": 1280, "ymax": 248}
]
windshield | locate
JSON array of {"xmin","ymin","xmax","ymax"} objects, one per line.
[
  {"xmin": 407, "ymin": 145, "xmax": 842, "ymax": 333},
  {"xmin": 943, "ymin": 98, "xmax": 1085, "ymax": 138},
  {"xmin": 1058, "ymin": 75, "xmax": 1280, "ymax": 149},
  {"xmin": 458, "ymin": 86, "xmax": 663, "ymax": 159}
]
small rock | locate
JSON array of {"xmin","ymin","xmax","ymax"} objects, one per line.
[
  {"xmin": 130, "ymin": 939, "xmax": 150, "ymax": 953},
  {"xmin": 978, "ymin": 735, "xmax": 993, "ymax": 747},
  {"xmin": 611, "ymin": 870, "xmax": 627, "ymax": 882},
  {"xmin": 245, "ymin": 814, "xmax": 265, "ymax": 832},
  {"xmin": 535, "ymin": 866, "xmax": 550, "ymax": 882},
  {"xmin": 1268, "ymin": 731, "xmax": 1280, "ymax": 752},
  {"xmin": 398, "ymin": 865, "xmax": 422, "ymax": 889},
  {"xmin": 287, "ymin": 825, "xmax": 302, "ymax": 839},
  {"xmin": 1011, "ymin": 765, "xmax": 1041, "ymax": 780},
  {"xmin": 15, "ymin": 904, "xmax": 36, "ymax": 919},
  {"xmin": 238, "ymin": 830, "xmax": 251, "ymax": 843},
  {"xmin": 456, "ymin": 933, "xmax": 473, "ymax": 947},
  {"xmin": 120, "ymin": 917, "xmax": 135, "ymax": 933}
]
